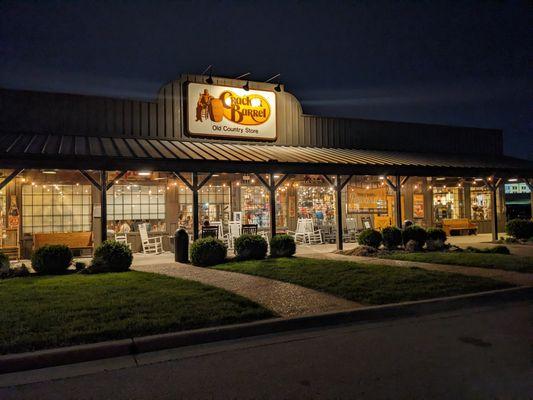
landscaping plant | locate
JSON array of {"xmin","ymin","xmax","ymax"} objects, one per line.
[
  {"xmin": 270, "ymin": 234, "xmax": 296, "ymax": 258},
  {"xmin": 402, "ymin": 225, "xmax": 427, "ymax": 250},
  {"xmin": 426, "ymin": 228, "xmax": 447, "ymax": 243},
  {"xmin": 190, "ymin": 237, "xmax": 227, "ymax": 267},
  {"xmin": 235, "ymin": 234, "xmax": 268, "ymax": 260},
  {"xmin": 505, "ymin": 219, "xmax": 533, "ymax": 240},
  {"xmin": 0, "ymin": 252, "xmax": 9, "ymax": 272},
  {"xmin": 88, "ymin": 240, "xmax": 133, "ymax": 273},
  {"xmin": 357, "ymin": 229, "xmax": 383, "ymax": 249},
  {"xmin": 381, "ymin": 226, "xmax": 402, "ymax": 249},
  {"xmin": 31, "ymin": 245, "xmax": 73, "ymax": 275}
]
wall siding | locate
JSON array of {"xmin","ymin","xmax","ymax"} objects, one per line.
[{"xmin": 0, "ymin": 74, "xmax": 503, "ymax": 156}]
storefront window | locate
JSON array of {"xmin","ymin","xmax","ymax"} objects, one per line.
[
  {"xmin": 107, "ymin": 184, "xmax": 166, "ymax": 232},
  {"xmin": 200, "ymin": 184, "xmax": 231, "ymax": 224},
  {"xmin": 470, "ymin": 187, "xmax": 492, "ymax": 221},
  {"xmin": 433, "ymin": 187, "xmax": 463, "ymax": 221},
  {"xmin": 175, "ymin": 183, "xmax": 231, "ymax": 229},
  {"xmin": 297, "ymin": 186, "xmax": 335, "ymax": 225},
  {"xmin": 241, "ymin": 185, "xmax": 270, "ymax": 228},
  {"xmin": 22, "ymin": 184, "xmax": 92, "ymax": 233}
]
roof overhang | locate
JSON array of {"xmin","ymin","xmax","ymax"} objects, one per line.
[{"xmin": 1, "ymin": 133, "xmax": 532, "ymax": 178}]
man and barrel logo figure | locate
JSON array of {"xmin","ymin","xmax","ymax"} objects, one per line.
[{"xmin": 195, "ymin": 87, "xmax": 271, "ymax": 125}]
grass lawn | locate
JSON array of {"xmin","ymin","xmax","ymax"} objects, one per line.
[
  {"xmin": 214, "ymin": 257, "xmax": 512, "ymax": 305},
  {"xmin": 380, "ymin": 252, "xmax": 533, "ymax": 273},
  {"xmin": 0, "ymin": 271, "xmax": 273, "ymax": 355}
]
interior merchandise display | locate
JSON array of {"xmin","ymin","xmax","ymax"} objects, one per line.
[
  {"xmin": 297, "ymin": 186, "xmax": 335, "ymax": 224},
  {"xmin": 241, "ymin": 185, "xmax": 270, "ymax": 228},
  {"xmin": 470, "ymin": 188, "xmax": 492, "ymax": 221}
]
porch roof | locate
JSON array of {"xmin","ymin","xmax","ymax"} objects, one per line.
[{"xmin": 1, "ymin": 132, "xmax": 532, "ymax": 177}]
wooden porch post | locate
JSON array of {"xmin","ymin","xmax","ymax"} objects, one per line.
[
  {"xmin": 192, "ymin": 172, "xmax": 199, "ymax": 241},
  {"xmin": 484, "ymin": 177, "xmax": 503, "ymax": 242},
  {"xmin": 335, "ymin": 175, "xmax": 344, "ymax": 251},
  {"xmin": 269, "ymin": 173, "xmax": 276, "ymax": 239},
  {"xmin": 100, "ymin": 170, "xmax": 107, "ymax": 244}
]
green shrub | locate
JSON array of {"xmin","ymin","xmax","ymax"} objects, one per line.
[
  {"xmin": 466, "ymin": 245, "xmax": 511, "ymax": 255},
  {"xmin": 190, "ymin": 237, "xmax": 227, "ymax": 267},
  {"xmin": 426, "ymin": 227, "xmax": 447, "ymax": 243},
  {"xmin": 0, "ymin": 252, "xmax": 9, "ymax": 271},
  {"xmin": 270, "ymin": 234, "xmax": 296, "ymax": 258},
  {"xmin": 91, "ymin": 240, "xmax": 133, "ymax": 272},
  {"xmin": 31, "ymin": 245, "xmax": 73, "ymax": 275},
  {"xmin": 402, "ymin": 225, "xmax": 427, "ymax": 249},
  {"xmin": 235, "ymin": 234, "xmax": 268, "ymax": 260},
  {"xmin": 505, "ymin": 219, "xmax": 533, "ymax": 240},
  {"xmin": 381, "ymin": 226, "xmax": 402, "ymax": 249},
  {"xmin": 357, "ymin": 229, "xmax": 383, "ymax": 249}
]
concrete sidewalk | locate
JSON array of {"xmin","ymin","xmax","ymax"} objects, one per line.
[
  {"xmin": 301, "ymin": 252, "xmax": 533, "ymax": 286},
  {"xmin": 132, "ymin": 258, "xmax": 359, "ymax": 317}
]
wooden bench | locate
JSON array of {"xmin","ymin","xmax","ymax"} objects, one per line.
[
  {"xmin": 442, "ymin": 219, "xmax": 478, "ymax": 236},
  {"xmin": 33, "ymin": 232, "xmax": 93, "ymax": 255}
]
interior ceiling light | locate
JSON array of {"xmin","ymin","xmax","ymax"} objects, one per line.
[
  {"xmin": 42, "ymin": 169, "xmax": 57, "ymax": 174},
  {"xmin": 138, "ymin": 171, "xmax": 151, "ymax": 176}
]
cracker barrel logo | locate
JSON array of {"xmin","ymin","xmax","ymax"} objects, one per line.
[{"xmin": 195, "ymin": 88, "xmax": 271, "ymax": 125}]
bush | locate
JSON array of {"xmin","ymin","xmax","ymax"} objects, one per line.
[
  {"xmin": 426, "ymin": 228, "xmax": 447, "ymax": 243},
  {"xmin": 190, "ymin": 237, "xmax": 227, "ymax": 267},
  {"xmin": 270, "ymin": 235, "xmax": 296, "ymax": 258},
  {"xmin": 402, "ymin": 225, "xmax": 427, "ymax": 249},
  {"xmin": 505, "ymin": 219, "xmax": 533, "ymax": 240},
  {"xmin": 90, "ymin": 240, "xmax": 133, "ymax": 273},
  {"xmin": 381, "ymin": 226, "xmax": 402, "ymax": 249},
  {"xmin": 31, "ymin": 245, "xmax": 73, "ymax": 275},
  {"xmin": 466, "ymin": 245, "xmax": 511, "ymax": 255},
  {"xmin": 357, "ymin": 229, "xmax": 383, "ymax": 249},
  {"xmin": 234, "ymin": 234, "xmax": 268, "ymax": 260}
]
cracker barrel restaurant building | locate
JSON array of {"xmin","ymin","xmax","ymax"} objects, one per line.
[{"xmin": 0, "ymin": 74, "xmax": 532, "ymax": 259}]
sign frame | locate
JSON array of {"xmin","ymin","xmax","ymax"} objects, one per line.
[{"xmin": 183, "ymin": 81, "xmax": 277, "ymax": 142}]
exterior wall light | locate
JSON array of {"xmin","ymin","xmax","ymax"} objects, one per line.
[{"xmin": 243, "ymin": 81, "xmax": 250, "ymax": 91}]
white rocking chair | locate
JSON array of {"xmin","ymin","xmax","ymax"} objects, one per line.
[
  {"xmin": 139, "ymin": 223, "xmax": 163, "ymax": 254},
  {"xmin": 114, "ymin": 233, "xmax": 131, "ymax": 249},
  {"xmin": 304, "ymin": 219, "xmax": 323, "ymax": 244},
  {"xmin": 227, "ymin": 221, "xmax": 242, "ymax": 250},
  {"xmin": 287, "ymin": 219, "xmax": 311, "ymax": 244}
]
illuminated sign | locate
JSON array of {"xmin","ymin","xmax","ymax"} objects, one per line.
[{"xmin": 186, "ymin": 82, "xmax": 276, "ymax": 140}]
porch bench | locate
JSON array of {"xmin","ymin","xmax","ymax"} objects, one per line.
[
  {"xmin": 442, "ymin": 219, "xmax": 478, "ymax": 236},
  {"xmin": 33, "ymin": 232, "xmax": 93, "ymax": 255}
]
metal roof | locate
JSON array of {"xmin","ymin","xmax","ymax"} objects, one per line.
[{"xmin": 1, "ymin": 133, "xmax": 532, "ymax": 177}]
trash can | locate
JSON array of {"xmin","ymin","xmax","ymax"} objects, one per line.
[{"xmin": 174, "ymin": 228, "xmax": 189, "ymax": 263}]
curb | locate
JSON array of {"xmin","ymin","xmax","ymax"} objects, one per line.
[{"xmin": 1, "ymin": 286, "xmax": 531, "ymax": 374}]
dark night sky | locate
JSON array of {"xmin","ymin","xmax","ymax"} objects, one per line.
[{"xmin": 1, "ymin": 1, "xmax": 531, "ymax": 159}]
